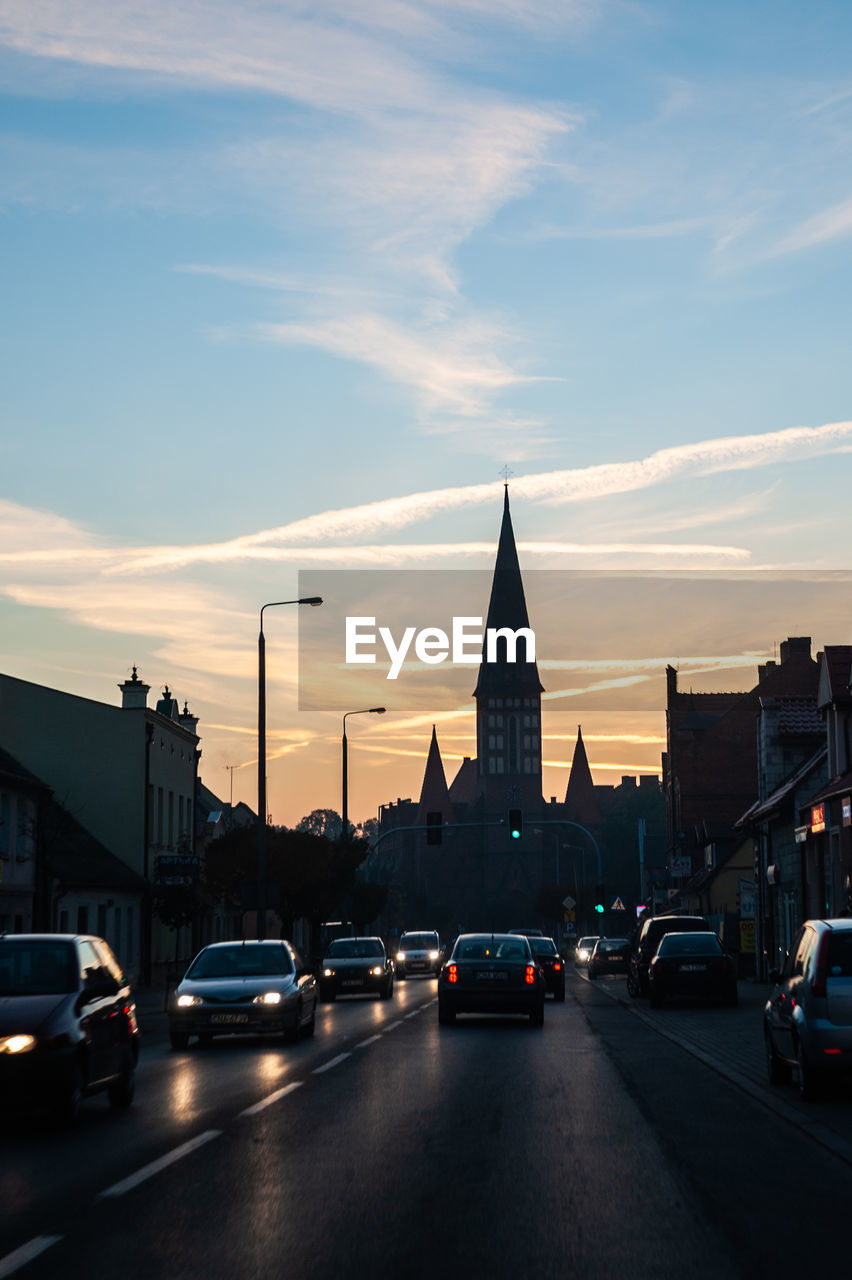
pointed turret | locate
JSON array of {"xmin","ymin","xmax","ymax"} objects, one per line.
[
  {"xmin": 415, "ymin": 725, "xmax": 452, "ymax": 826},
  {"xmin": 474, "ymin": 486, "xmax": 543, "ymax": 698},
  {"xmin": 564, "ymin": 726, "xmax": 601, "ymax": 827}
]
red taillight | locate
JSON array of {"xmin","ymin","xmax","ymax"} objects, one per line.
[
  {"xmin": 525, "ymin": 965, "xmax": 536, "ymax": 985},
  {"xmin": 553, "ymin": 962, "xmax": 562, "ymax": 972},
  {"xmin": 448, "ymin": 964, "xmax": 458, "ymax": 984},
  {"xmin": 824, "ymin": 1048, "xmax": 842, "ymax": 1056},
  {"xmin": 811, "ymin": 932, "xmax": 831, "ymax": 998}
]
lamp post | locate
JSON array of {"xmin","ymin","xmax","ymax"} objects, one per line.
[
  {"xmin": 257, "ymin": 596, "xmax": 322, "ymax": 941},
  {"xmin": 342, "ymin": 708, "xmax": 385, "ymax": 842}
]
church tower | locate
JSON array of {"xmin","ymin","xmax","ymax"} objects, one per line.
[{"xmin": 473, "ymin": 486, "xmax": 544, "ymax": 813}]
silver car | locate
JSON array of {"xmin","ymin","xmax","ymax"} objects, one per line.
[
  {"xmin": 764, "ymin": 918, "xmax": 852, "ymax": 1098},
  {"xmin": 168, "ymin": 940, "xmax": 317, "ymax": 1049}
]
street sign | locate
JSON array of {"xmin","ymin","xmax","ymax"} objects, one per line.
[
  {"xmin": 562, "ymin": 895, "xmax": 576, "ymax": 910},
  {"xmin": 610, "ymin": 896, "xmax": 626, "ymax": 911}
]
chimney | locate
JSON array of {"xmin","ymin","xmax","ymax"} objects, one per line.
[
  {"xmin": 780, "ymin": 636, "xmax": 812, "ymax": 663},
  {"xmin": 179, "ymin": 701, "xmax": 199, "ymax": 737},
  {"xmin": 119, "ymin": 666, "xmax": 149, "ymax": 710}
]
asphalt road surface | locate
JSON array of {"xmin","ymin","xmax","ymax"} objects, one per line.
[{"xmin": 1, "ymin": 974, "xmax": 849, "ymax": 1279}]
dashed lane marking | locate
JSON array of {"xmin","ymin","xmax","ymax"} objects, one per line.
[
  {"xmin": 312, "ymin": 1052, "xmax": 352, "ymax": 1074},
  {"xmin": 239, "ymin": 1081, "xmax": 304, "ymax": 1117},
  {"xmin": 98, "ymin": 1130, "xmax": 222, "ymax": 1198},
  {"xmin": 0, "ymin": 1236, "xmax": 63, "ymax": 1279},
  {"xmin": 355, "ymin": 1035, "xmax": 383, "ymax": 1048}
]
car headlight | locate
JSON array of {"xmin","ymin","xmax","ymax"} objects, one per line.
[
  {"xmin": 0, "ymin": 1034, "xmax": 37, "ymax": 1055},
  {"xmin": 253, "ymin": 992, "xmax": 282, "ymax": 1005},
  {"xmin": 396, "ymin": 952, "xmax": 406, "ymax": 962},
  {"xmin": 323, "ymin": 967, "xmax": 335, "ymax": 978},
  {"xmin": 371, "ymin": 966, "xmax": 384, "ymax": 976},
  {"xmin": 177, "ymin": 994, "xmax": 202, "ymax": 1008},
  {"xmin": 429, "ymin": 951, "xmax": 439, "ymax": 960}
]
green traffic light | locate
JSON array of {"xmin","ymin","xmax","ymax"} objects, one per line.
[
  {"xmin": 510, "ymin": 827, "xmax": 521, "ymax": 839},
  {"xmin": 594, "ymin": 903, "xmax": 604, "ymax": 913}
]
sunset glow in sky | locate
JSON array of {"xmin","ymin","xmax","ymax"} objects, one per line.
[{"xmin": 2, "ymin": 1, "xmax": 851, "ymax": 825}]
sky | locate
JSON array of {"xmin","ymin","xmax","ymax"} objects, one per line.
[{"xmin": 2, "ymin": 0, "xmax": 852, "ymax": 827}]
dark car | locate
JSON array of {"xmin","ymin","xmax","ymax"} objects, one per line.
[
  {"xmin": 320, "ymin": 936, "xmax": 394, "ymax": 1001},
  {"xmin": 764, "ymin": 918, "xmax": 852, "ymax": 1099},
  {"xmin": 437, "ymin": 933, "xmax": 545, "ymax": 1026},
  {"xmin": 627, "ymin": 914, "xmax": 712, "ymax": 996},
  {"xmin": 525, "ymin": 935, "xmax": 566, "ymax": 1000},
  {"xmin": 588, "ymin": 936, "xmax": 631, "ymax": 979},
  {"xmin": 0, "ymin": 933, "xmax": 139, "ymax": 1123},
  {"xmin": 395, "ymin": 930, "xmax": 442, "ymax": 979},
  {"xmin": 169, "ymin": 939, "xmax": 318, "ymax": 1047},
  {"xmin": 647, "ymin": 932, "xmax": 738, "ymax": 1009}
]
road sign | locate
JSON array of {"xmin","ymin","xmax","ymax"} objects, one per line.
[
  {"xmin": 562, "ymin": 895, "xmax": 576, "ymax": 910},
  {"xmin": 610, "ymin": 895, "xmax": 626, "ymax": 911}
]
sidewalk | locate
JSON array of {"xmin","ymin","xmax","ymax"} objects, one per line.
[{"xmin": 576, "ymin": 971, "xmax": 852, "ymax": 1168}]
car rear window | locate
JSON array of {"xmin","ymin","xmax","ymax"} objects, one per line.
[
  {"xmin": 188, "ymin": 944, "xmax": 294, "ymax": 978},
  {"xmin": 657, "ymin": 933, "xmax": 722, "ymax": 956},
  {"xmin": 528, "ymin": 938, "xmax": 558, "ymax": 956},
  {"xmin": 0, "ymin": 940, "xmax": 77, "ymax": 995},
  {"xmin": 597, "ymin": 939, "xmax": 629, "ymax": 953},
  {"xmin": 326, "ymin": 939, "xmax": 384, "ymax": 959},
  {"xmin": 828, "ymin": 931, "xmax": 852, "ymax": 977}
]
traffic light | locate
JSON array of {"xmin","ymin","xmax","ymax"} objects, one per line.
[
  {"xmin": 508, "ymin": 808, "xmax": 523, "ymax": 840},
  {"xmin": 426, "ymin": 812, "xmax": 443, "ymax": 845},
  {"xmin": 594, "ymin": 884, "xmax": 605, "ymax": 914}
]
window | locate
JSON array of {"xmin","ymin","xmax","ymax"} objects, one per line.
[
  {"xmin": 97, "ymin": 904, "xmax": 107, "ymax": 938},
  {"xmin": 77, "ymin": 905, "xmax": 89, "ymax": 934}
]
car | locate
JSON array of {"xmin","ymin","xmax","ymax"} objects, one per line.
[
  {"xmin": 395, "ymin": 930, "xmax": 442, "ymax": 979},
  {"xmin": 626, "ymin": 914, "xmax": 712, "ymax": 996},
  {"xmin": 588, "ymin": 936, "xmax": 631, "ymax": 979},
  {"xmin": 647, "ymin": 932, "xmax": 737, "ymax": 1009},
  {"xmin": 508, "ymin": 928, "xmax": 544, "ymax": 937},
  {"xmin": 764, "ymin": 918, "xmax": 852, "ymax": 1100},
  {"xmin": 320, "ymin": 936, "xmax": 394, "ymax": 1001},
  {"xmin": 524, "ymin": 935, "xmax": 566, "ymax": 1000},
  {"xmin": 168, "ymin": 939, "xmax": 318, "ymax": 1048},
  {"xmin": 0, "ymin": 932, "xmax": 139, "ymax": 1123},
  {"xmin": 437, "ymin": 933, "xmax": 545, "ymax": 1026},
  {"xmin": 574, "ymin": 936, "xmax": 600, "ymax": 966}
]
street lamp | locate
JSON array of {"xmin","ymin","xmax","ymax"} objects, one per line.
[
  {"xmin": 342, "ymin": 708, "xmax": 385, "ymax": 842},
  {"xmin": 257, "ymin": 596, "xmax": 323, "ymax": 941}
]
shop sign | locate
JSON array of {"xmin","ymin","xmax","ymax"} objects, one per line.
[
  {"xmin": 811, "ymin": 803, "xmax": 826, "ymax": 834},
  {"xmin": 843, "ymin": 797, "xmax": 851, "ymax": 827}
]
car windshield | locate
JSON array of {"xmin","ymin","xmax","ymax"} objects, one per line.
[
  {"xmin": 400, "ymin": 935, "xmax": 438, "ymax": 950},
  {"xmin": 187, "ymin": 944, "xmax": 294, "ymax": 979},
  {"xmin": 528, "ymin": 938, "xmax": 557, "ymax": 956},
  {"xmin": 0, "ymin": 940, "xmax": 78, "ymax": 995},
  {"xmin": 829, "ymin": 931, "xmax": 852, "ymax": 976},
  {"xmin": 578, "ymin": 938, "xmax": 598, "ymax": 949},
  {"xmin": 657, "ymin": 933, "xmax": 721, "ymax": 956},
  {"xmin": 326, "ymin": 939, "xmax": 384, "ymax": 959}
]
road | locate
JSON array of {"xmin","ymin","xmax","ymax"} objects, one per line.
[{"xmin": 1, "ymin": 972, "xmax": 850, "ymax": 1279}]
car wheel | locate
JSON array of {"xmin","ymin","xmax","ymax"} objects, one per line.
[
  {"xmin": 320, "ymin": 985, "xmax": 336, "ymax": 1003},
  {"xmin": 796, "ymin": 1039, "xmax": 823, "ymax": 1101},
  {"xmin": 765, "ymin": 1028, "xmax": 790, "ymax": 1086},
  {"xmin": 107, "ymin": 1056, "xmax": 136, "ymax": 1109},
  {"xmin": 398, "ymin": 970, "xmax": 406, "ymax": 980},
  {"xmin": 529, "ymin": 1002, "xmax": 545, "ymax": 1027},
  {"xmin": 169, "ymin": 1028, "xmax": 190, "ymax": 1050},
  {"xmin": 555, "ymin": 985, "xmax": 566, "ymax": 1003},
  {"xmin": 199, "ymin": 1033, "xmax": 214, "ymax": 1047},
  {"xmin": 626, "ymin": 971, "xmax": 640, "ymax": 999},
  {"xmin": 438, "ymin": 1001, "xmax": 455, "ymax": 1025}
]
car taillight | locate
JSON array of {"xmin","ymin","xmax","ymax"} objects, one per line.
[
  {"xmin": 554, "ymin": 962, "xmax": 562, "ymax": 971},
  {"xmin": 811, "ymin": 932, "xmax": 831, "ymax": 998},
  {"xmin": 448, "ymin": 964, "xmax": 458, "ymax": 984},
  {"xmin": 525, "ymin": 965, "xmax": 536, "ymax": 985}
]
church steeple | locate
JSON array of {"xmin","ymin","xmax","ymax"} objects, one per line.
[
  {"xmin": 564, "ymin": 725, "xmax": 601, "ymax": 827},
  {"xmin": 474, "ymin": 487, "xmax": 543, "ymax": 807},
  {"xmin": 415, "ymin": 725, "xmax": 451, "ymax": 826}
]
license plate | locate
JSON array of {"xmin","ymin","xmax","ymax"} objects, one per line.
[
  {"xmin": 474, "ymin": 970, "xmax": 508, "ymax": 981},
  {"xmin": 342, "ymin": 979, "xmax": 362, "ymax": 987},
  {"xmin": 210, "ymin": 1013, "xmax": 249, "ymax": 1024},
  {"xmin": 679, "ymin": 964, "xmax": 707, "ymax": 972}
]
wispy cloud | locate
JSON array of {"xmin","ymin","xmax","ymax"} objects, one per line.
[{"xmin": 765, "ymin": 196, "xmax": 852, "ymax": 258}]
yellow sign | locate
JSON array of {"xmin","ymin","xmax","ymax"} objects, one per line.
[{"xmin": 739, "ymin": 919, "xmax": 755, "ymax": 954}]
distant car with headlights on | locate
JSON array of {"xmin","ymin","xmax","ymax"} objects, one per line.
[
  {"xmin": 588, "ymin": 936, "xmax": 631, "ymax": 980},
  {"xmin": 0, "ymin": 933, "xmax": 139, "ymax": 1123},
  {"xmin": 574, "ymin": 936, "xmax": 600, "ymax": 967},
  {"xmin": 647, "ymin": 932, "xmax": 738, "ymax": 1009},
  {"xmin": 168, "ymin": 939, "xmax": 317, "ymax": 1048},
  {"xmin": 438, "ymin": 933, "xmax": 545, "ymax": 1026},
  {"xmin": 320, "ymin": 936, "xmax": 394, "ymax": 1001},
  {"xmin": 395, "ymin": 930, "xmax": 442, "ymax": 979},
  {"xmin": 524, "ymin": 935, "xmax": 566, "ymax": 1000}
]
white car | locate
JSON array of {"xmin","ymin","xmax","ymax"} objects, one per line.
[
  {"xmin": 575, "ymin": 936, "xmax": 600, "ymax": 966},
  {"xmin": 396, "ymin": 931, "xmax": 442, "ymax": 979}
]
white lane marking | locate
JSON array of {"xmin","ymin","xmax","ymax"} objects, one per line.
[
  {"xmin": 239, "ymin": 1081, "xmax": 303, "ymax": 1117},
  {"xmin": 404, "ymin": 1009, "xmax": 421, "ymax": 1019},
  {"xmin": 384, "ymin": 1020, "xmax": 403, "ymax": 1031},
  {"xmin": 0, "ymin": 1236, "xmax": 62, "ymax": 1279},
  {"xmin": 98, "ymin": 1130, "xmax": 222, "ymax": 1198},
  {"xmin": 312, "ymin": 1053, "xmax": 352, "ymax": 1074},
  {"xmin": 356, "ymin": 1035, "xmax": 383, "ymax": 1048}
]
